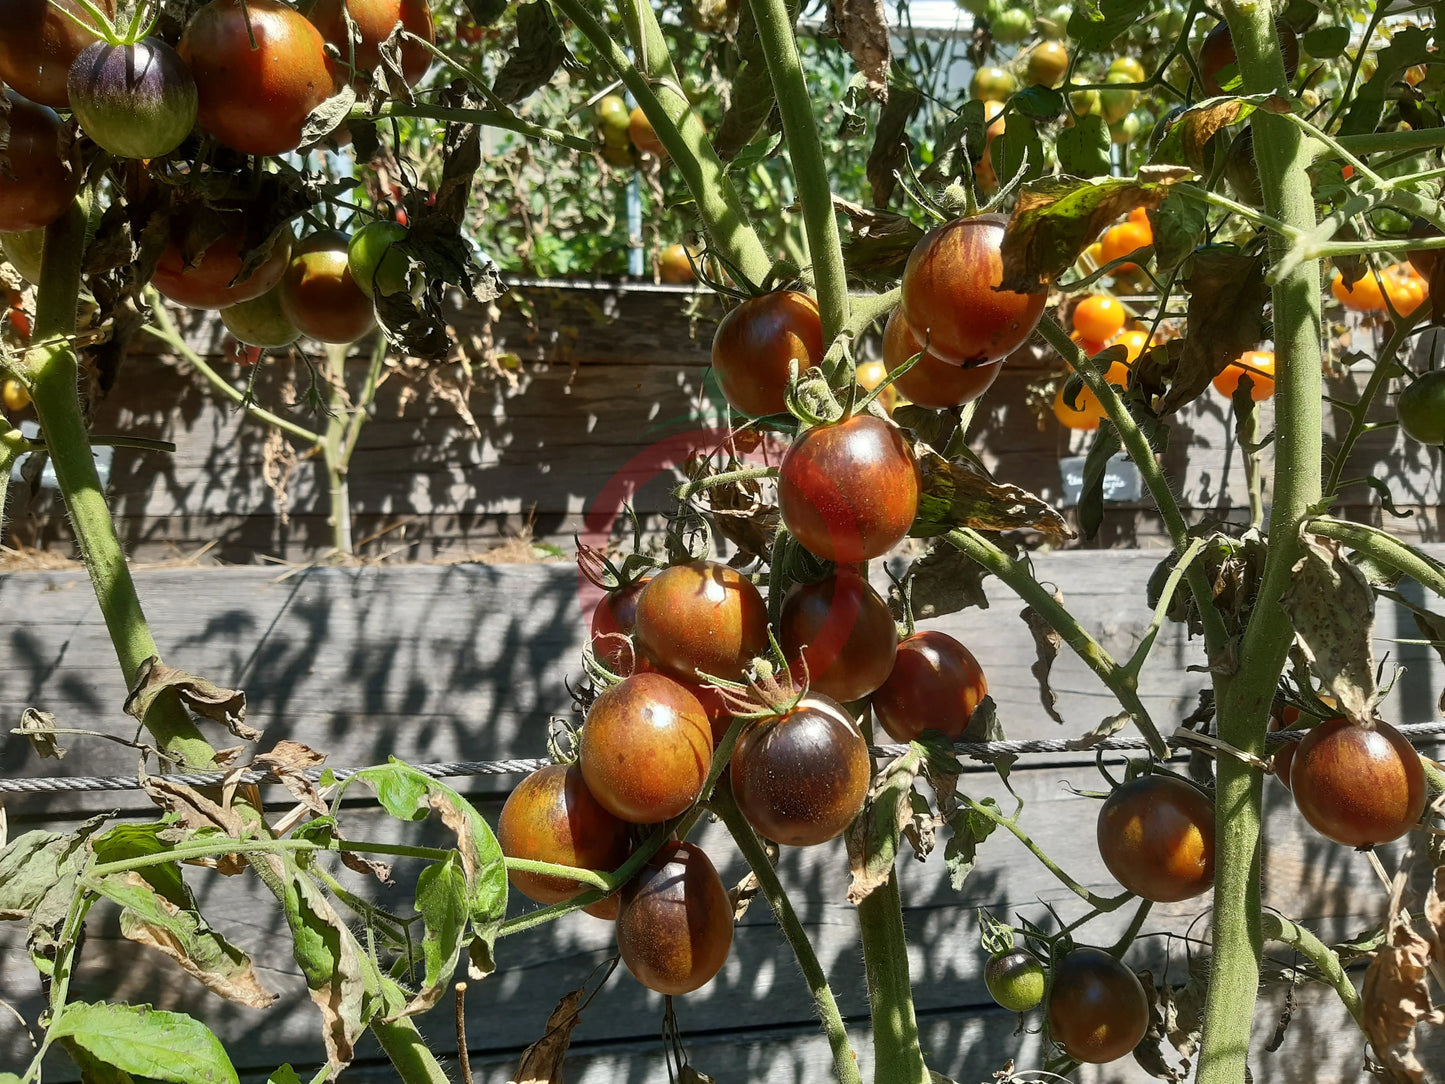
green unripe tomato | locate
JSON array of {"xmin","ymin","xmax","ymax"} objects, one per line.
[
  {"xmin": 595, "ymin": 94, "xmax": 630, "ymax": 141},
  {"xmin": 955, "ymin": 0, "xmax": 993, "ymax": 16},
  {"xmin": 1101, "ymin": 71, "xmax": 1139, "ymax": 123},
  {"xmin": 971, "ymin": 65, "xmax": 1016, "ymax": 100},
  {"xmin": 1399, "ymin": 370, "xmax": 1445, "ymax": 446},
  {"xmin": 220, "ymin": 284, "xmax": 300, "ymax": 349},
  {"xmin": 1037, "ymin": 2, "xmax": 1072, "ymax": 39},
  {"xmin": 1156, "ymin": 4, "xmax": 1187, "ymax": 43},
  {"xmin": 0, "ymin": 228, "xmax": 45, "ymax": 283},
  {"xmin": 1108, "ymin": 55, "xmax": 1147, "ymax": 83},
  {"xmin": 1069, "ymin": 87, "xmax": 1101, "ymax": 116},
  {"xmin": 986, "ymin": 950, "xmax": 1046, "ymax": 1012},
  {"xmin": 991, "ymin": 6, "xmax": 1032, "ymax": 43},
  {"xmin": 348, "ymin": 220, "xmax": 415, "ymax": 299},
  {"xmin": 1110, "ymin": 112, "xmax": 1141, "ymax": 144}
]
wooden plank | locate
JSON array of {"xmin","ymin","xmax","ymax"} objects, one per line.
[
  {"xmin": 3, "ymin": 764, "xmax": 1429, "ymax": 1082},
  {"xmin": 8, "ymin": 290, "xmax": 1443, "ymax": 561}
]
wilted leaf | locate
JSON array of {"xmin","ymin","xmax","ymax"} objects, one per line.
[
  {"xmin": 729, "ymin": 869, "xmax": 762, "ymax": 921},
  {"xmin": 1078, "ymin": 410, "xmax": 1123, "ymax": 541},
  {"xmin": 411, "ymin": 854, "xmax": 468, "ymax": 1015},
  {"xmin": 124, "ymin": 659, "xmax": 255, "ymax": 742},
  {"xmin": 95, "ymin": 871, "xmax": 276, "ymax": 1008},
  {"xmin": 715, "ymin": 0, "xmax": 787, "ymax": 160},
  {"xmin": 845, "ymin": 746, "xmax": 924, "ymax": 904},
  {"xmin": 942, "ymin": 795, "xmax": 1000, "ymax": 891},
  {"xmin": 299, "ymin": 85, "xmax": 356, "ymax": 146},
  {"xmin": 911, "ymin": 446, "xmax": 1073, "ymax": 541},
  {"xmin": 346, "ymin": 762, "xmax": 508, "ymax": 981},
  {"xmin": 1406, "ymin": 606, "xmax": 1445, "ymax": 716},
  {"xmin": 837, "ymin": 196, "xmax": 925, "ymax": 279},
  {"xmin": 888, "ymin": 541, "xmax": 993, "ymax": 622},
  {"xmin": 867, "ymin": 86, "xmax": 921, "ymax": 207},
  {"xmin": 1071, "ymin": 710, "xmax": 1131, "ymax": 749},
  {"xmin": 277, "ymin": 866, "xmax": 373, "ymax": 1066},
  {"xmin": 1148, "ymin": 99, "xmax": 1251, "ymax": 169},
  {"xmin": 1133, "ymin": 971, "xmax": 1189, "ymax": 1083},
  {"xmin": 253, "ymin": 740, "xmax": 329, "ymax": 818},
  {"xmin": 999, "ymin": 169, "xmax": 1190, "ymax": 292},
  {"xmin": 1362, "ymin": 909, "xmax": 1445, "ymax": 1082},
  {"xmin": 50, "ymin": 1003, "xmax": 239, "ymax": 1084},
  {"xmin": 823, "ymin": 0, "xmax": 891, "ymax": 103},
  {"xmin": 1280, "ymin": 533, "xmax": 1378, "ymax": 723},
  {"xmin": 141, "ymin": 779, "xmax": 251, "ymax": 874},
  {"xmin": 1160, "ymin": 247, "xmax": 1268, "ymax": 414},
  {"xmin": 511, "ymin": 985, "xmax": 585, "ymax": 1084},
  {"xmin": 462, "ymin": 0, "xmax": 505, "ymax": 25},
  {"xmin": 1425, "ymin": 865, "xmax": 1445, "ymax": 964},
  {"xmin": 17, "ymin": 708, "xmax": 64, "ymax": 760},
  {"xmin": 1021, "ymin": 601, "xmax": 1065, "ymax": 724},
  {"xmin": 493, "ymin": 2, "xmax": 568, "ymax": 104},
  {"xmin": 993, "ymin": 113, "xmax": 1045, "ymax": 192}
]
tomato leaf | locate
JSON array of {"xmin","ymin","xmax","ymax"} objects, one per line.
[
  {"xmin": 822, "ymin": 0, "xmax": 891, "ymax": 103},
  {"xmin": 1149, "ymin": 192, "xmax": 1208, "ymax": 274},
  {"xmin": 266, "ymin": 1069, "xmax": 304, "ymax": 1084},
  {"xmin": 0, "ymin": 816, "xmax": 108, "ymax": 971},
  {"xmin": 299, "ymin": 85, "xmax": 356, "ymax": 147},
  {"xmin": 1067, "ymin": 0, "xmax": 1151, "ymax": 52},
  {"xmin": 412, "ymin": 854, "xmax": 468, "ymax": 1014},
  {"xmin": 49, "ymin": 1003, "xmax": 239, "ymax": 1084},
  {"xmin": 998, "ymin": 169, "xmax": 1189, "ymax": 293},
  {"xmin": 992, "ymin": 112, "xmax": 1045, "ymax": 192},
  {"xmin": 715, "ymin": 0, "xmax": 789, "ymax": 161},
  {"xmin": 492, "ymin": 2, "xmax": 570, "ymax": 104},
  {"xmin": 16, "ymin": 707, "xmax": 64, "ymax": 760},
  {"xmin": 1147, "ymin": 98, "xmax": 1254, "ymax": 170},
  {"xmin": 1078, "ymin": 417, "xmax": 1123, "ymax": 541},
  {"xmin": 512, "ymin": 982, "xmax": 587, "ymax": 1084},
  {"xmin": 1340, "ymin": 26, "xmax": 1433, "ymax": 136},
  {"xmin": 1361, "ymin": 908, "xmax": 1445, "ymax": 1081},
  {"xmin": 1279, "ymin": 533, "xmax": 1378, "ymax": 723},
  {"xmin": 1160, "ymin": 247, "xmax": 1269, "ymax": 414},
  {"xmin": 867, "ymin": 85, "xmax": 921, "ymax": 208},
  {"xmin": 463, "ymin": 0, "xmax": 506, "ymax": 25},
  {"xmin": 910, "ymin": 445, "xmax": 1074, "ymax": 542},
  {"xmin": 1072, "ymin": 709, "xmax": 1132, "ymax": 748},
  {"xmin": 941, "ymin": 796, "xmax": 1000, "ymax": 891},
  {"xmin": 1056, "ymin": 114, "xmax": 1111, "ymax": 178},
  {"xmin": 845, "ymin": 745, "xmax": 925, "ymax": 904},
  {"xmin": 888, "ymin": 541, "xmax": 994, "ymax": 622},
  {"xmin": 1012, "ymin": 85, "xmax": 1065, "ymax": 122},
  {"xmin": 345, "ymin": 761, "xmax": 508, "ymax": 980},
  {"xmin": 123, "ymin": 658, "xmax": 255, "ymax": 742},
  {"xmin": 1021, "ymin": 600, "xmax": 1065, "ymax": 725},
  {"xmin": 837, "ymin": 196, "xmax": 925, "ymax": 280},
  {"xmin": 1302, "ymin": 25, "xmax": 1351, "ymax": 59}
]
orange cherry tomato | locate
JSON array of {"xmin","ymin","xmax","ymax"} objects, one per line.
[
  {"xmin": 1115, "ymin": 329, "xmax": 1149, "ymax": 363},
  {"xmin": 1053, "ymin": 360, "xmax": 1131, "ymax": 431},
  {"xmin": 1330, "ymin": 269, "xmax": 1387, "ymax": 312},
  {"xmin": 1212, "ymin": 349, "xmax": 1275, "ymax": 401},
  {"xmin": 1100, "ymin": 221, "xmax": 1153, "ymax": 272},
  {"xmin": 1072, "ymin": 294, "xmax": 1127, "ymax": 343}
]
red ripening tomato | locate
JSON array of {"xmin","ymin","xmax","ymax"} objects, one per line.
[
  {"xmin": 0, "ymin": 92, "xmax": 78, "ymax": 234},
  {"xmin": 1096, "ymin": 774, "xmax": 1215, "ymax": 902},
  {"xmin": 497, "ymin": 762, "xmax": 631, "ymax": 919},
  {"xmin": 579, "ymin": 672, "xmax": 712, "ymax": 824},
  {"xmin": 711, "ymin": 290, "xmax": 824, "ymax": 417},
  {"xmin": 1047, "ymin": 947, "xmax": 1150, "ymax": 1063},
  {"xmin": 1071, "ymin": 295, "xmax": 1126, "ymax": 343},
  {"xmin": 872, "ymin": 630, "xmax": 987, "ymax": 742},
  {"xmin": 1212, "ymin": 349, "xmax": 1275, "ymax": 401},
  {"xmin": 308, "ymin": 0, "xmax": 434, "ymax": 86},
  {"xmin": 590, "ymin": 578, "xmax": 651, "ymax": 672},
  {"xmin": 778, "ymin": 413, "xmax": 921, "ymax": 562},
  {"xmin": 151, "ymin": 223, "xmax": 293, "ymax": 310},
  {"xmin": 633, "ymin": 561, "xmax": 768, "ymax": 684},
  {"xmin": 180, "ymin": 0, "xmax": 337, "ymax": 156},
  {"xmin": 1291, "ymin": 718, "xmax": 1426, "ymax": 847},
  {"xmin": 616, "ymin": 841, "xmax": 732, "ymax": 994},
  {"xmin": 778, "ymin": 569, "xmax": 897, "ymax": 702},
  {"xmin": 730, "ymin": 695, "xmax": 871, "ymax": 846},
  {"xmin": 900, "ymin": 214, "xmax": 1049, "ymax": 365},
  {"xmin": 278, "ymin": 232, "xmax": 377, "ymax": 344},
  {"xmin": 0, "ymin": 0, "xmax": 115, "ymax": 108},
  {"xmin": 1198, "ymin": 17, "xmax": 1299, "ymax": 96},
  {"xmin": 881, "ymin": 307, "xmax": 1002, "ymax": 410}
]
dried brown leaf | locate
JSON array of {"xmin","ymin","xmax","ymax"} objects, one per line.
[
  {"xmin": 1070, "ymin": 710, "xmax": 1132, "ymax": 749},
  {"xmin": 1280, "ymin": 533, "xmax": 1378, "ymax": 723},
  {"xmin": 1020, "ymin": 602, "xmax": 1064, "ymax": 725},
  {"xmin": 125, "ymin": 658, "xmax": 256, "ymax": 742},
  {"xmin": 1362, "ymin": 909, "xmax": 1445, "ymax": 1082},
  {"xmin": 1161, "ymin": 248, "xmax": 1269, "ymax": 414},
  {"xmin": 845, "ymin": 746, "xmax": 923, "ymax": 904},
  {"xmin": 911, "ymin": 446, "xmax": 1073, "ymax": 541},
  {"xmin": 142, "ymin": 778, "xmax": 251, "ymax": 875},
  {"xmin": 729, "ymin": 869, "xmax": 762, "ymax": 922},
  {"xmin": 823, "ymin": 0, "xmax": 891, "ymax": 103},
  {"xmin": 510, "ymin": 987, "xmax": 585, "ymax": 1084},
  {"xmin": 253, "ymin": 740, "xmax": 329, "ymax": 818},
  {"xmin": 18, "ymin": 708, "xmax": 65, "ymax": 760}
]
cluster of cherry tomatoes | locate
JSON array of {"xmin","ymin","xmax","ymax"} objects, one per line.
[
  {"xmin": 0, "ymin": 0, "xmax": 437, "ymax": 356},
  {"xmin": 1330, "ymin": 262, "xmax": 1431, "ymax": 316}
]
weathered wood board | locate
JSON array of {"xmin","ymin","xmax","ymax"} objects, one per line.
[
  {"xmin": 3, "ymin": 557, "xmax": 1444, "ymax": 1080},
  {"xmin": 5, "ymin": 284, "xmax": 1442, "ymax": 562}
]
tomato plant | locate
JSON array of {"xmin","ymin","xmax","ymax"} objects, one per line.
[
  {"xmin": 1212, "ymin": 349, "xmax": 1275, "ymax": 401},
  {"xmin": 278, "ymin": 231, "xmax": 377, "ymax": 344},
  {"xmin": 871, "ymin": 631, "xmax": 987, "ymax": 742}
]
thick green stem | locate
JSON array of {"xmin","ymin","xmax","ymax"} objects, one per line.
[
  {"xmin": 1260, "ymin": 913, "xmax": 1363, "ymax": 1027},
  {"xmin": 373, "ymin": 1017, "xmax": 454, "ymax": 1084},
  {"xmin": 945, "ymin": 528, "xmax": 1169, "ymax": 758},
  {"xmin": 1334, "ymin": 126, "xmax": 1445, "ymax": 157},
  {"xmin": 1035, "ymin": 316, "xmax": 1230, "ymax": 656},
  {"xmin": 19, "ymin": 205, "xmax": 212, "ymax": 768},
  {"xmin": 1307, "ymin": 517, "xmax": 1445, "ymax": 601},
  {"xmin": 553, "ymin": 0, "xmax": 770, "ymax": 287},
  {"xmin": 1198, "ymin": 5, "xmax": 1325, "ymax": 1082},
  {"xmin": 712, "ymin": 784, "xmax": 862, "ymax": 1084},
  {"xmin": 742, "ymin": 0, "xmax": 849, "ymax": 341},
  {"xmin": 857, "ymin": 872, "xmax": 927, "ymax": 1084}
]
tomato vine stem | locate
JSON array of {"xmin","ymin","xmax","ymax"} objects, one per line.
[
  {"xmin": 856, "ymin": 871, "xmax": 929, "ymax": 1084},
  {"xmin": 1199, "ymin": 3, "xmax": 1325, "ymax": 1080},
  {"xmin": 1306, "ymin": 517, "xmax": 1445, "ymax": 603},
  {"xmin": 1260, "ymin": 913, "xmax": 1362, "ymax": 1027},
  {"xmin": 741, "ymin": 0, "xmax": 850, "ymax": 343},
  {"xmin": 711, "ymin": 782, "xmax": 863, "ymax": 1084}
]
